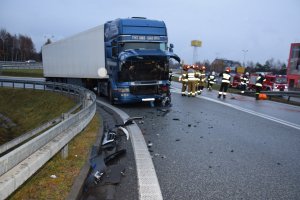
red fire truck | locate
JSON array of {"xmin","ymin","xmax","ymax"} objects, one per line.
[
  {"xmin": 248, "ymin": 73, "xmax": 288, "ymax": 91},
  {"xmin": 230, "ymin": 73, "xmax": 242, "ymax": 89}
]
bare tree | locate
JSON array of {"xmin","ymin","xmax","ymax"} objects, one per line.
[{"xmin": 0, "ymin": 29, "xmax": 9, "ymax": 61}]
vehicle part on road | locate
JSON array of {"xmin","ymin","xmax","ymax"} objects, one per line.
[
  {"xmin": 116, "ymin": 116, "xmax": 144, "ymax": 127},
  {"xmin": 117, "ymin": 126, "xmax": 129, "ymax": 140},
  {"xmin": 104, "ymin": 149, "xmax": 127, "ymax": 164},
  {"xmin": 102, "ymin": 130, "xmax": 116, "ymax": 146}
]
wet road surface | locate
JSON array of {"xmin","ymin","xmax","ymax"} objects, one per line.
[{"xmin": 117, "ymin": 86, "xmax": 300, "ymax": 199}]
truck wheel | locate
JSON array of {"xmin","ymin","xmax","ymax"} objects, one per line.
[{"xmin": 108, "ymin": 84, "xmax": 115, "ymax": 105}]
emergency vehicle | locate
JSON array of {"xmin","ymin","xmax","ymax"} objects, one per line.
[
  {"xmin": 230, "ymin": 73, "xmax": 242, "ymax": 89},
  {"xmin": 248, "ymin": 73, "xmax": 288, "ymax": 91}
]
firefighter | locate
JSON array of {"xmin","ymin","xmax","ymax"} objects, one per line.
[
  {"xmin": 179, "ymin": 65, "xmax": 189, "ymax": 96},
  {"xmin": 198, "ymin": 66, "xmax": 206, "ymax": 94},
  {"xmin": 187, "ymin": 65, "xmax": 197, "ymax": 97},
  {"xmin": 255, "ymin": 72, "xmax": 266, "ymax": 100},
  {"xmin": 240, "ymin": 72, "xmax": 249, "ymax": 94},
  {"xmin": 207, "ymin": 71, "xmax": 216, "ymax": 91},
  {"xmin": 218, "ymin": 67, "xmax": 231, "ymax": 99},
  {"xmin": 194, "ymin": 65, "xmax": 200, "ymax": 95}
]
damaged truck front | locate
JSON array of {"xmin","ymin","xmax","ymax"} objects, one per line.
[{"xmin": 100, "ymin": 17, "xmax": 180, "ymax": 104}]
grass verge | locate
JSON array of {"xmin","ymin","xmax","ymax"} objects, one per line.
[
  {"xmin": 0, "ymin": 88, "xmax": 76, "ymax": 145},
  {"xmin": 0, "ymin": 69, "xmax": 43, "ymax": 77},
  {"xmin": 8, "ymin": 114, "xmax": 100, "ymax": 200}
]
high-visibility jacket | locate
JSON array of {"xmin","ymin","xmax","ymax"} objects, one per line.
[
  {"xmin": 241, "ymin": 75, "xmax": 249, "ymax": 85},
  {"xmin": 179, "ymin": 71, "xmax": 188, "ymax": 82},
  {"xmin": 199, "ymin": 72, "xmax": 206, "ymax": 82},
  {"xmin": 255, "ymin": 76, "xmax": 266, "ymax": 87},
  {"xmin": 220, "ymin": 72, "xmax": 230, "ymax": 83},
  {"xmin": 208, "ymin": 75, "xmax": 216, "ymax": 84},
  {"xmin": 187, "ymin": 69, "xmax": 197, "ymax": 81}
]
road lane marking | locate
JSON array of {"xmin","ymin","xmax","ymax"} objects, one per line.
[{"xmin": 171, "ymin": 88, "xmax": 300, "ymax": 131}]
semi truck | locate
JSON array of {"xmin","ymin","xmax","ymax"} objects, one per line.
[{"xmin": 42, "ymin": 17, "xmax": 180, "ymax": 104}]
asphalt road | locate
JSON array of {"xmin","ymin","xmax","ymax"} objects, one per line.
[{"xmin": 118, "ymin": 84, "xmax": 300, "ymax": 200}]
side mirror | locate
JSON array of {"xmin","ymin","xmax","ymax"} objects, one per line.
[{"xmin": 169, "ymin": 43, "xmax": 174, "ymax": 52}]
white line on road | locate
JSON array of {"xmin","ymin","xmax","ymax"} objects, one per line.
[{"xmin": 171, "ymin": 88, "xmax": 300, "ymax": 131}]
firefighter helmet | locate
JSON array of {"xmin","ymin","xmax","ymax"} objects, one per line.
[
  {"xmin": 225, "ymin": 67, "xmax": 230, "ymax": 72},
  {"xmin": 245, "ymin": 72, "xmax": 249, "ymax": 76},
  {"xmin": 183, "ymin": 65, "xmax": 189, "ymax": 71},
  {"xmin": 201, "ymin": 66, "xmax": 206, "ymax": 70}
]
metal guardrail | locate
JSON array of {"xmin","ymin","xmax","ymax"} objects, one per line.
[
  {"xmin": 243, "ymin": 90, "xmax": 300, "ymax": 101},
  {"xmin": 0, "ymin": 61, "xmax": 42, "ymax": 69},
  {"xmin": 0, "ymin": 79, "xmax": 96, "ymax": 200}
]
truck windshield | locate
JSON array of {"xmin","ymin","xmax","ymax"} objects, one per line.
[
  {"xmin": 119, "ymin": 42, "xmax": 167, "ymax": 51},
  {"xmin": 275, "ymin": 77, "xmax": 287, "ymax": 84},
  {"xmin": 118, "ymin": 57, "xmax": 169, "ymax": 82}
]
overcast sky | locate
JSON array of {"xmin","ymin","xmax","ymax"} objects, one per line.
[{"xmin": 1, "ymin": 0, "xmax": 299, "ymax": 64}]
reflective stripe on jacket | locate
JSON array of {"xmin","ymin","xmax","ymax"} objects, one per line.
[
  {"xmin": 221, "ymin": 73, "xmax": 230, "ymax": 83},
  {"xmin": 208, "ymin": 75, "xmax": 216, "ymax": 83},
  {"xmin": 255, "ymin": 76, "xmax": 265, "ymax": 87},
  {"xmin": 187, "ymin": 69, "xmax": 198, "ymax": 81}
]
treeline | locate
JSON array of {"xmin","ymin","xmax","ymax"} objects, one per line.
[
  {"xmin": 195, "ymin": 58, "xmax": 287, "ymax": 75},
  {"xmin": 0, "ymin": 28, "xmax": 41, "ymax": 62}
]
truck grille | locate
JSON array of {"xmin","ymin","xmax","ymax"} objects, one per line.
[{"xmin": 130, "ymin": 85, "xmax": 159, "ymax": 95}]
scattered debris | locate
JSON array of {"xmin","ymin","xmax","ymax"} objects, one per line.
[
  {"xmin": 175, "ymin": 139, "xmax": 180, "ymax": 142},
  {"xmin": 157, "ymin": 108, "xmax": 168, "ymax": 112},
  {"xmin": 188, "ymin": 124, "xmax": 191, "ymax": 127},
  {"xmin": 104, "ymin": 149, "xmax": 126, "ymax": 164},
  {"xmin": 172, "ymin": 118, "xmax": 180, "ymax": 121},
  {"xmin": 277, "ymin": 162, "xmax": 281, "ymax": 165},
  {"xmin": 102, "ymin": 130, "xmax": 116, "ymax": 146},
  {"xmin": 200, "ymin": 136, "xmax": 204, "ymax": 139},
  {"xmin": 209, "ymin": 152, "xmax": 213, "ymax": 154},
  {"xmin": 208, "ymin": 126, "xmax": 213, "ymax": 129},
  {"xmin": 50, "ymin": 175, "xmax": 57, "ymax": 179},
  {"xmin": 147, "ymin": 141, "xmax": 153, "ymax": 148},
  {"xmin": 115, "ymin": 116, "xmax": 144, "ymax": 127},
  {"xmin": 208, "ymin": 166, "xmax": 212, "ymax": 169},
  {"xmin": 230, "ymin": 150, "xmax": 234, "ymax": 153},
  {"xmin": 161, "ymin": 155, "xmax": 167, "ymax": 159},
  {"xmin": 117, "ymin": 126, "xmax": 129, "ymax": 140}
]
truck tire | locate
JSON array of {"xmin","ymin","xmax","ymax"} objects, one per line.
[{"xmin": 108, "ymin": 84, "xmax": 115, "ymax": 105}]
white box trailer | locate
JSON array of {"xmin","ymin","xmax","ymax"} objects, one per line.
[{"xmin": 42, "ymin": 25, "xmax": 106, "ymax": 79}]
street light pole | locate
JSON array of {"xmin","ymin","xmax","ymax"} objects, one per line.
[{"xmin": 242, "ymin": 49, "xmax": 248, "ymax": 67}]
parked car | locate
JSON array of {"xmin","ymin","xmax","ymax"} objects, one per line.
[{"xmin": 25, "ymin": 60, "xmax": 36, "ymax": 63}]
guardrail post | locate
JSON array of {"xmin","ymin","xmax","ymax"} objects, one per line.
[
  {"xmin": 61, "ymin": 112, "xmax": 70, "ymax": 159},
  {"xmin": 61, "ymin": 144, "xmax": 69, "ymax": 159}
]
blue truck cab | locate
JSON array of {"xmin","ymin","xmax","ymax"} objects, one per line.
[{"xmin": 102, "ymin": 17, "xmax": 180, "ymax": 104}]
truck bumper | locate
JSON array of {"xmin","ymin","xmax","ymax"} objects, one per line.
[{"xmin": 113, "ymin": 93, "xmax": 168, "ymax": 104}]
